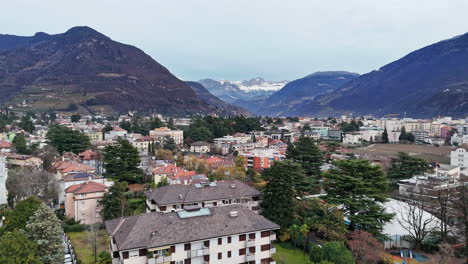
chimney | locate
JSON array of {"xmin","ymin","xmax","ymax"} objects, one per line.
[
  {"xmin": 230, "ymin": 211, "xmax": 238, "ymax": 218},
  {"xmin": 179, "ymin": 194, "xmax": 183, "ymax": 200}
]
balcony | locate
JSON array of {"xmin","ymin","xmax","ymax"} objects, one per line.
[
  {"xmin": 246, "ymin": 253, "xmax": 256, "ymax": 262},
  {"xmin": 270, "ymin": 233, "xmax": 276, "ymax": 241},
  {"xmin": 246, "ymin": 239, "xmax": 256, "ymax": 247},
  {"xmin": 148, "ymin": 255, "xmax": 172, "ymax": 264},
  {"xmin": 188, "ymin": 248, "xmax": 209, "ymax": 258},
  {"xmin": 270, "ymin": 247, "xmax": 276, "ymax": 254}
]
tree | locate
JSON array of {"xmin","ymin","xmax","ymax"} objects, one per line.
[
  {"xmin": 0, "ymin": 230, "xmax": 41, "ymax": 264},
  {"xmin": 19, "ymin": 115, "xmax": 35, "ymax": 133},
  {"xmin": 12, "ymin": 132, "xmax": 30, "ymax": 154},
  {"xmin": 396, "ymin": 200, "xmax": 437, "ymax": 250},
  {"xmin": 156, "ymin": 177, "xmax": 169, "ymax": 187},
  {"xmin": 100, "ymin": 181, "xmax": 129, "ymax": 220},
  {"xmin": 104, "ymin": 137, "xmax": 143, "ymax": 183},
  {"xmin": 70, "ymin": 114, "xmax": 81, "ymax": 123},
  {"xmin": 46, "ymin": 124, "xmax": 91, "ymax": 154},
  {"xmin": 167, "ymin": 117, "xmax": 175, "ymax": 129},
  {"xmin": 310, "ymin": 241, "xmax": 355, "ymax": 264},
  {"xmin": 102, "ymin": 123, "xmax": 113, "ymax": 134},
  {"xmin": 97, "ymin": 251, "xmax": 112, "ymax": 264},
  {"xmin": 388, "ymin": 152, "xmax": 432, "ymax": 188},
  {"xmin": 6, "ymin": 168, "xmax": 57, "ymax": 205},
  {"xmin": 262, "ymin": 161, "xmax": 306, "ymax": 230},
  {"xmin": 324, "ymin": 160, "xmax": 392, "ymax": 236},
  {"xmin": 453, "ymin": 185, "xmax": 468, "ymax": 263},
  {"xmin": 348, "ymin": 230, "xmax": 383, "ymax": 264},
  {"xmin": 286, "ymin": 137, "xmax": 323, "ymax": 193},
  {"xmin": 184, "ymin": 126, "xmax": 214, "ymax": 142},
  {"xmin": 5, "ymin": 197, "xmax": 42, "ymax": 231},
  {"xmin": 381, "ymin": 127, "xmax": 389, "ymax": 143},
  {"xmin": 88, "ymin": 223, "xmax": 100, "ymax": 262},
  {"xmin": 163, "ymin": 136, "xmax": 177, "ymax": 152},
  {"xmin": 26, "ymin": 203, "xmax": 64, "ymax": 264},
  {"xmin": 156, "ymin": 149, "xmax": 174, "ymax": 161}
]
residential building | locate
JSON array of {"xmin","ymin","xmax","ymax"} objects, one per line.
[
  {"xmin": 414, "ymin": 130, "xmax": 430, "ymax": 143},
  {"xmin": 190, "ymin": 141, "xmax": 211, "ymax": 153},
  {"xmin": 149, "ymin": 127, "xmax": 184, "ymax": 145},
  {"xmin": 65, "ymin": 181, "xmax": 108, "ymax": 224},
  {"xmin": 152, "ymin": 163, "xmax": 197, "ymax": 185},
  {"xmin": 343, "ymin": 132, "xmax": 362, "ymax": 144},
  {"xmin": 326, "ymin": 129, "xmax": 342, "ymax": 141},
  {"xmin": 0, "ymin": 140, "xmax": 12, "ymax": 153},
  {"xmin": 240, "ymin": 148, "xmax": 284, "ymax": 170},
  {"xmin": 106, "ymin": 205, "xmax": 279, "ymax": 264},
  {"xmin": 0, "ymin": 156, "xmax": 8, "ymax": 205},
  {"xmin": 58, "ymin": 172, "xmax": 113, "ymax": 207},
  {"xmin": 144, "ymin": 180, "xmax": 261, "ymax": 213},
  {"xmin": 104, "ymin": 127, "xmax": 127, "ymax": 140},
  {"xmin": 78, "ymin": 150, "xmax": 104, "ymax": 174},
  {"xmin": 310, "ymin": 127, "xmax": 329, "ymax": 139},
  {"xmin": 451, "ymin": 147, "xmax": 468, "ymax": 170}
]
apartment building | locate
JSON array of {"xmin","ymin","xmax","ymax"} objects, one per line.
[
  {"xmin": 65, "ymin": 181, "xmax": 108, "ymax": 224},
  {"xmin": 144, "ymin": 180, "xmax": 261, "ymax": 213},
  {"xmin": 0, "ymin": 155, "xmax": 8, "ymax": 205},
  {"xmin": 451, "ymin": 147, "xmax": 468, "ymax": 170},
  {"xmin": 149, "ymin": 127, "xmax": 184, "ymax": 145},
  {"xmin": 106, "ymin": 205, "xmax": 279, "ymax": 264}
]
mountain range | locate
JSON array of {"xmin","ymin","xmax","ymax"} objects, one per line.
[{"xmin": 0, "ymin": 27, "xmax": 246, "ymax": 116}]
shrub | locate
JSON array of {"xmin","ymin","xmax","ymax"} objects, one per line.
[
  {"xmin": 310, "ymin": 241, "xmax": 355, "ymax": 264},
  {"xmin": 348, "ymin": 230, "xmax": 383, "ymax": 264}
]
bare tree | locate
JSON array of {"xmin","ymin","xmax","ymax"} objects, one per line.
[
  {"xmin": 434, "ymin": 187, "xmax": 454, "ymax": 242},
  {"xmin": 454, "ymin": 185, "xmax": 468, "ymax": 264},
  {"xmin": 397, "ymin": 200, "xmax": 438, "ymax": 250},
  {"xmin": 87, "ymin": 223, "xmax": 100, "ymax": 263},
  {"xmin": 6, "ymin": 167, "xmax": 57, "ymax": 206}
]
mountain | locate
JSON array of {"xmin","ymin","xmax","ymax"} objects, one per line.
[
  {"xmin": 251, "ymin": 71, "xmax": 359, "ymax": 116},
  {"xmin": 0, "ymin": 26, "xmax": 232, "ymax": 116},
  {"xmin": 185, "ymin": 81, "xmax": 250, "ymax": 116},
  {"xmin": 198, "ymin": 78, "xmax": 287, "ymax": 103},
  {"xmin": 323, "ymin": 33, "xmax": 468, "ymax": 117}
]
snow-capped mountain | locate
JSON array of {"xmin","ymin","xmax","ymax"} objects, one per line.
[{"xmin": 199, "ymin": 78, "xmax": 287, "ymax": 104}]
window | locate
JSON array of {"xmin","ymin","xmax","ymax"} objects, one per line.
[
  {"xmin": 218, "ymin": 252, "xmax": 222, "ymax": 260},
  {"xmin": 175, "ymin": 261, "xmax": 183, "ymax": 264},
  {"xmin": 170, "ymin": 246, "xmax": 175, "ymax": 253},
  {"xmin": 239, "ymin": 248, "xmax": 246, "ymax": 255},
  {"xmin": 204, "ymin": 255, "xmax": 210, "ymax": 262},
  {"xmin": 204, "ymin": 240, "xmax": 210, "ymax": 248},
  {"xmin": 184, "ymin": 259, "xmax": 191, "ymax": 264},
  {"xmin": 122, "ymin": 251, "xmax": 129, "ymax": 259},
  {"xmin": 113, "ymin": 251, "xmax": 119, "ymax": 258},
  {"xmin": 139, "ymin": 249, "xmax": 147, "ymax": 256},
  {"xmin": 79, "ymin": 194, "xmax": 86, "ymax": 198},
  {"xmin": 249, "ymin": 247, "xmax": 256, "ymax": 253},
  {"xmin": 228, "ymin": 236, "xmax": 232, "ymax": 243},
  {"xmin": 261, "ymin": 244, "xmax": 270, "ymax": 251},
  {"xmin": 184, "ymin": 243, "xmax": 191, "ymax": 251},
  {"xmin": 218, "ymin": 238, "xmax": 222, "ymax": 245},
  {"xmin": 228, "ymin": 251, "xmax": 232, "ymax": 258},
  {"xmin": 239, "ymin": 234, "xmax": 246, "ymax": 241},
  {"xmin": 261, "ymin": 231, "xmax": 270, "ymax": 237},
  {"xmin": 249, "ymin": 233, "xmax": 256, "ymax": 240}
]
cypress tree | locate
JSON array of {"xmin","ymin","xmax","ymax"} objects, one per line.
[{"xmin": 382, "ymin": 128, "xmax": 389, "ymax": 143}]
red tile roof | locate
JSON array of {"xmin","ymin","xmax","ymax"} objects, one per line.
[
  {"xmin": 0, "ymin": 140, "xmax": 12, "ymax": 148},
  {"xmin": 54, "ymin": 161, "xmax": 95, "ymax": 173},
  {"xmin": 78, "ymin": 150, "xmax": 100, "ymax": 160},
  {"xmin": 65, "ymin": 181, "xmax": 108, "ymax": 194},
  {"xmin": 152, "ymin": 163, "xmax": 196, "ymax": 180},
  {"xmin": 112, "ymin": 126, "xmax": 127, "ymax": 132}
]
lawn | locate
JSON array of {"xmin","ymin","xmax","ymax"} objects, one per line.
[
  {"xmin": 273, "ymin": 242, "xmax": 312, "ymax": 264},
  {"xmin": 67, "ymin": 230, "xmax": 109, "ymax": 264}
]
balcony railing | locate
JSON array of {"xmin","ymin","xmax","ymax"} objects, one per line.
[
  {"xmin": 188, "ymin": 248, "xmax": 209, "ymax": 258},
  {"xmin": 246, "ymin": 239, "xmax": 256, "ymax": 247},
  {"xmin": 148, "ymin": 255, "xmax": 172, "ymax": 264},
  {"xmin": 246, "ymin": 253, "xmax": 256, "ymax": 262},
  {"xmin": 270, "ymin": 233, "xmax": 276, "ymax": 241}
]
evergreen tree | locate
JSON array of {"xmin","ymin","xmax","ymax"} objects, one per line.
[
  {"xmin": 102, "ymin": 123, "xmax": 113, "ymax": 134},
  {"xmin": 262, "ymin": 161, "xmax": 306, "ymax": 230},
  {"xmin": 399, "ymin": 126, "xmax": 407, "ymax": 141},
  {"xmin": 286, "ymin": 137, "xmax": 323, "ymax": 193},
  {"xmin": 163, "ymin": 136, "xmax": 177, "ymax": 152},
  {"xmin": 0, "ymin": 230, "xmax": 41, "ymax": 264},
  {"xmin": 167, "ymin": 117, "xmax": 175, "ymax": 129},
  {"xmin": 26, "ymin": 203, "xmax": 64, "ymax": 264},
  {"xmin": 12, "ymin": 132, "xmax": 30, "ymax": 154},
  {"xmin": 388, "ymin": 152, "xmax": 432, "ymax": 187},
  {"xmin": 100, "ymin": 182, "xmax": 128, "ymax": 220},
  {"xmin": 19, "ymin": 115, "xmax": 35, "ymax": 133},
  {"xmin": 70, "ymin": 114, "xmax": 81, "ymax": 123},
  {"xmin": 324, "ymin": 160, "xmax": 393, "ymax": 236},
  {"xmin": 5, "ymin": 197, "xmax": 42, "ymax": 232},
  {"xmin": 104, "ymin": 138, "xmax": 143, "ymax": 183},
  {"xmin": 46, "ymin": 124, "xmax": 91, "ymax": 154},
  {"xmin": 382, "ymin": 128, "xmax": 389, "ymax": 143}
]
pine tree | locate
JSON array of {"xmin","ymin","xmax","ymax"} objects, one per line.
[
  {"xmin": 261, "ymin": 161, "xmax": 306, "ymax": 230},
  {"xmin": 104, "ymin": 137, "xmax": 143, "ymax": 183},
  {"xmin": 382, "ymin": 128, "xmax": 389, "ymax": 143},
  {"xmin": 399, "ymin": 126, "xmax": 407, "ymax": 141},
  {"xmin": 26, "ymin": 203, "xmax": 64, "ymax": 264},
  {"xmin": 324, "ymin": 160, "xmax": 392, "ymax": 236},
  {"xmin": 388, "ymin": 152, "xmax": 431, "ymax": 188},
  {"xmin": 13, "ymin": 132, "xmax": 30, "ymax": 154}
]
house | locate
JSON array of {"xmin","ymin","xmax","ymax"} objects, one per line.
[
  {"xmin": 78, "ymin": 150, "xmax": 104, "ymax": 174},
  {"xmin": 53, "ymin": 161, "xmax": 96, "ymax": 179},
  {"xmin": 240, "ymin": 148, "xmax": 284, "ymax": 170},
  {"xmin": 144, "ymin": 180, "xmax": 261, "ymax": 213},
  {"xmin": 149, "ymin": 127, "xmax": 184, "ymax": 145},
  {"xmin": 104, "ymin": 126, "xmax": 127, "ymax": 140},
  {"xmin": 65, "ymin": 181, "xmax": 108, "ymax": 224},
  {"xmin": 6, "ymin": 154, "xmax": 43, "ymax": 167},
  {"xmin": 451, "ymin": 146, "xmax": 468, "ymax": 171},
  {"xmin": 105, "ymin": 205, "xmax": 279, "ymax": 264},
  {"xmin": 0, "ymin": 140, "xmax": 12, "ymax": 153},
  {"xmin": 190, "ymin": 141, "xmax": 211, "ymax": 153},
  {"xmin": 152, "ymin": 163, "xmax": 197, "ymax": 185},
  {"xmin": 58, "ymin": 172, "xmax": 113, "ymax": 207},
  {"xmin": 343, "ymin": 132, "xmax": 362, "ymax": 144}
]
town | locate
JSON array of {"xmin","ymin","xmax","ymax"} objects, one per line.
[{"xmin": 0, "ymin": 111, "xmax": 467, "ymax": 264}]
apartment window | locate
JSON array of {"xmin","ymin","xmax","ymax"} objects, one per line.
[
  {"xmin": 218, "ymin": 238, "xmax": 222, "ymax": 245},
  {"xmin": 249, "ymin": 233, "xmax": 256, "ymax": 240},
  {"xmin": 239, "ymin": 248, "xmax": 246, "ymax": 255},
  {"xmin": 204, "ymin": 240, "xmax": 210, "ymax": 248},
  {"xmin": 214, "ymin": 202, "xmax": 217, "ymax": 206},
  {"xmin": 113, "ymin": 251, "xmax": 119, "ymax": 258},
  {"xmin": 228, "ymin": 236, "xmax": 232, "ymax": 243},
  {"xmin": 184, "ymin": 243, "xmax": 191, "ymax": 251},
  {"xmin": 159, "ymin": 206, "xmax": 167, "ymax": 211},
  {"xmin": 175, "ymin": 261, "xmax": 183, "ymax": 264},
  {"xmin": 204, "ymin": 255, "xmax": 210, "ymax": 262},
  {"xmin": 249, "ymin": 247, "xmax": 256, "ymax": 253},
  {"xmin": 79, "ymin": 194, "xmax": 86, "ymax": 198},
  {"xmin": 228, "ymin": 251, "xmax": 232, "ymax": 258},
  {"xmin": 261, "ymin": 244, "xmax": 271, "ymax": 251},
  {"xmin": 139, "ymin": 249, "xmax": 147, "ymax": 256},
  {"xmin": 122, "ymin": 251, "xmax": 129, "ymax": 259},
  {"xmin": 184, "ymin": 259, "xmax": 191, "ymax": 264},
  {"xmin": 170, "ymin": 246, "xmax": 175, "ymax": 253},
  {"xmin": 239, "ymin": 234, "xmax": 246, "ymax": 241},
  {"xmin": 261, "ymin": 231, "xmax": 270, "ymax": 237},
  {"xmin": 218, "ymin": 252, "xmax": 222, "ymax": 260}
]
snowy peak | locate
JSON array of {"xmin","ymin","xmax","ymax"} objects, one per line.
[{"xmin": 224, "ymin": 78, "xmax": 288, "ymax": 93}]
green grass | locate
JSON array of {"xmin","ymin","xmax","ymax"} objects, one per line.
[
  {"xmin": 273, "ymin": 242, "xmax": 312, "ymax": 264},
  {"xmin": 67, "ymin": 230, "xmax": 109, "ymax": 264}
]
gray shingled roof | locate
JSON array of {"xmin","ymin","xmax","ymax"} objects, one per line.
[
  {"xmin": 144, "ymin": 180, "xmax": 261, "ymax": 206},
  {"xmin": 105, "ymin": 205, "xmax": 279, "ymax": 251}
]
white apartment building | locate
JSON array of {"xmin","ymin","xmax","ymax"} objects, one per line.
[
  {"xmin": 0, "ymin": 156, "xmax": 8, "ymax": 205},
  {"xmin": 106, "ymin": 205, "xmax": 279, "ymax": 264},
  {"xmin": 451, "ymin": 147, "xmax": 468, "ymax": 170},
  {"xmin": 145, "ymin": 180, "xmax": 261, "ymax": 213},
  {"xmin": 149, "ymin": 127, "xmax": 184, "ymax": 145}
]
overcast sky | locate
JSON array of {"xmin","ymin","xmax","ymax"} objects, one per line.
[{"xmin": 1, "ymin": 0, "xmax": 468, "ymax": 81}]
